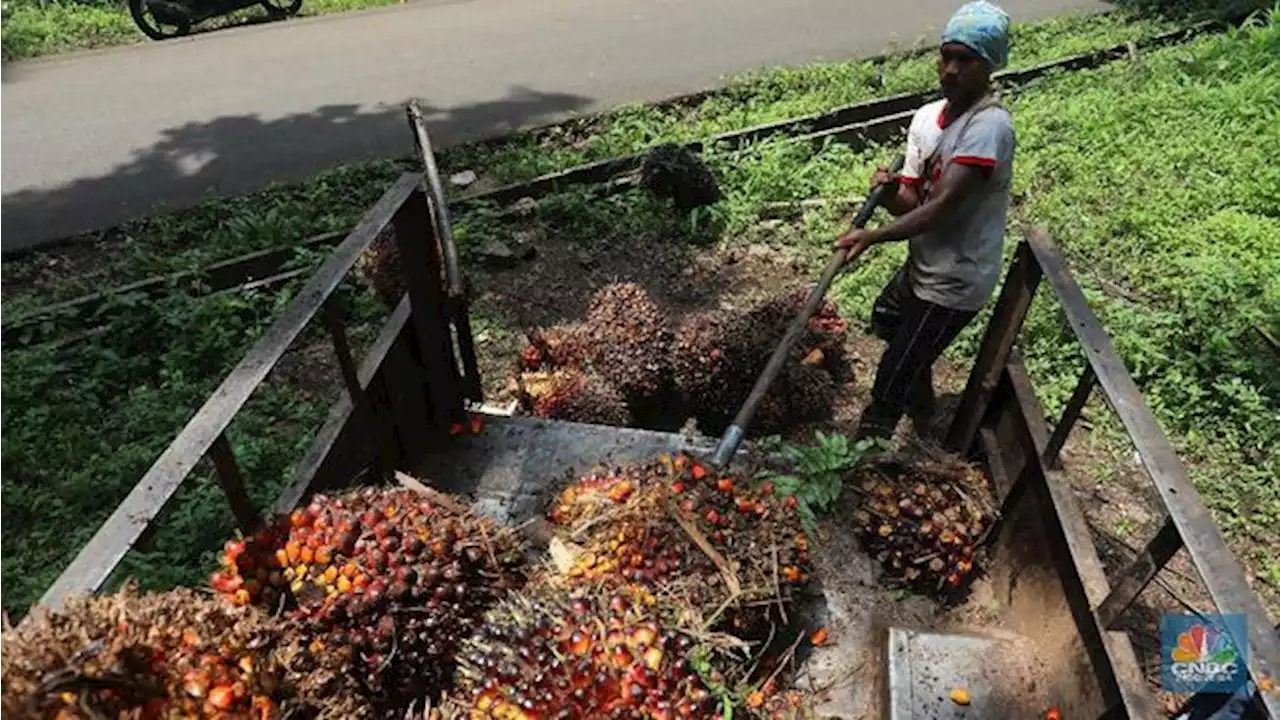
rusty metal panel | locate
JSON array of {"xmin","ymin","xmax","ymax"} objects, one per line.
[
  {"xmin": 35, "ymin": 173, "xmax": 424, "ymax": 614},
  {"xmin": 1025, "ymin": 232, "xmax": 1280, "ymax": 717},
  {"xmin": 947, "ymin": 239, "xmax": 1044, "ymax": 453},
  {"xmin": 1003, "ymin": 360, "xmax": 1164, "ymax": 719},
  {"xmin": 413, "ymin": 416, "xmax": 714, "ymax": 525}
]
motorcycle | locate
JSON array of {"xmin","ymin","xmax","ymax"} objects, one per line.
[{"xmin": 129, "ymin": 0, "xmax": 302, "ymax": 40}]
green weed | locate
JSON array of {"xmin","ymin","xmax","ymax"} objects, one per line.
[
  {"xmin": 759, "ymin": 432, "xmax": 888, "ymax": 534},
  {"xmin": 0, "ymin": 277, "xmax": 383, "ymax": 618}
]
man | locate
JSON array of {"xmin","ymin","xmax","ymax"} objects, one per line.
[{"xmin": 835, "ymin": 0, "xmax": 1017, "ymax": 441}]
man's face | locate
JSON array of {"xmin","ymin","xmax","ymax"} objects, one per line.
[{"xmin": 938, "ymin": 42, "xmax": 989, "ymax": 103}]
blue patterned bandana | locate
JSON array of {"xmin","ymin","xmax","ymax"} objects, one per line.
[{"xmin": 943, "ymin": 1, "xmax": 1011, "ymax": 70}]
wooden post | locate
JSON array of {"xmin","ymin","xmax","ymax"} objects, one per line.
[
  {"xmin": 946, "ymin": 238, "xmax": 1044, "ymax": 453},
  {"xmin": 392, "ymin": 190, "xmax": 461, "ymax": 430},
  {"xmin": 322, "ymin": 294, "xmax": 364, "ymax": 402},
  {"xmin": 1043, "ymin": 364, "xmax": 1096, "ymax": 469},
  {"xmin": 209, "ymin": 432, "xmax": 261, "ymax": 532},
  {"xmin": 1095, "ymin": 518, "xmax": 1182, "ymax": 630}
]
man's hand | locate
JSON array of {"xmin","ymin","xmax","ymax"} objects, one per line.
[
  {"xmin": 833, "ymin": 228, "xmax": 880, "ymax": 261},
  {"xmin": 869, "ymin": 165, "xmax": 901, "ymax": 192}
]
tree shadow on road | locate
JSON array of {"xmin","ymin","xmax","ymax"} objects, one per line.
[{"xmin": 1, "ymin": 85, "xmax": 593, "ymax": 264}]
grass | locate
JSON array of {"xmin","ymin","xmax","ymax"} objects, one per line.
[
  {"xmin": 4, "ymin": 7, "xmax": 1278, "ymax": 618},
  {"xmin": 443, "ymin": 11, "xmax": 1188, "ymax": 188},
  {"xmin": 0, "ymin": 0, "xmax": 405, "ymax": 60}
]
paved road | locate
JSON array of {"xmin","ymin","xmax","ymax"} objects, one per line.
[{"xmin": 1, "ymin": 0, "xmax": 1104, "ymax": 253}]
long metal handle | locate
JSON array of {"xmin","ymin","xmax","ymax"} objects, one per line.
[
  {"xmin": 406, "ymin": 100, "xmax": 465, "ymax": 299},
  {"xmin": 710, "ymin": 154, "xmax": 906, "ymax": 467}
]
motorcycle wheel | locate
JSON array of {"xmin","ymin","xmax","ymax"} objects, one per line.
[
  {"xmin": 129, "ymin": 0, "xmax": 192, "ymax": 40},
  {"xmin": 260, "ymin": 0, "xmax": 302, "ymax": 18}
]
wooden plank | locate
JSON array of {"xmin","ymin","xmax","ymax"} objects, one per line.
[
  {"xmin": 1095, "ymin": 518, "xmax": 1182, "ymax": 630},
  {"xmin": 209, "ymin": 432, "xmax": 261, "ymax": 532},
  {"xmin": 35, "ymin": 174, "xmax": 424, "ymax": 613},
  {"xmin": 1004, "ymin": 360, "xmax": 1164, "ymax": 719},
  {"xmin": 1043, "ymin": 364, "xmax": 1096, "ymax": 469},
  {"xmin": 947, "ymin": 239, "xmax": 1043, "ymax": 453},
  {"xmin": 1024, "ymin": 231, "xmax": 1280, "ymax": 714}
]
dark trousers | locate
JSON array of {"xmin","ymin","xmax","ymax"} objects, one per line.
[{"xmin": 856, "ymin": 266, "xmax": 978, "ymax": 441}]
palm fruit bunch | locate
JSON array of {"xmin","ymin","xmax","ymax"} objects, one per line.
[
  {"xmin": 639, "ymin": 143, "xmax": 722, "ymax": 212},
  {"xmin": 670, "ymin": 290, "xmax": 849, "ymax": 434},
  {"xmin": 580, "ymin": 283, "xmax": 673, "ymax": 408},
  {"xmin": 848, "ymin": 454, "xmax": 995, "ymax": 600},
  {"xmin": 519, "ymin": 325, "xmax": 591, "ymax": 372},
  {"xmin": 516, "ymin": 368, "xmax": 633, "ymax": 427},
  {"xmin": 355, "ymin": 227, "xmax": 405, "ymax": 310},
  {"xmin": 514, "ymin": 283, "xmax": 671, "ymax": 426},
  {"xmin": 210, "ymin": 486, "xmax": 527, "ymax": 712},
  {"xmin": 668, "ymin": 311, "xmax": 750, "ymax": 429},
  {"xmin": 546, "ymin": 453, "xmax": 811, "ymax": 637},
  {"xmin": 1, "ymin": 585, "xmax": 303, "ymax": 719},
  {"xmin": 454, "ymin": 588, "xmax": 717, "ymax": 719},
  {"xmin": 752, "ymin": 288, "xmax": 848, "ymax": 374}
]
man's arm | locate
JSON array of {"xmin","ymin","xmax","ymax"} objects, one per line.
[
  {"xmin": 869, "ymin": 161, "xmax": 986, "ymax": 242},
  {"xmin": 837, "ymin": 161, "xmax": 986, "ymax": 251}
]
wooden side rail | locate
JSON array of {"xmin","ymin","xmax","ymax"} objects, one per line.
[
  {"xmin": 950, "ymin": 229, "xmax": 1279, "ymax": 719},
  {"xmin": 33, "ymin": 173, "xmax": 458, "ymax": 614}
]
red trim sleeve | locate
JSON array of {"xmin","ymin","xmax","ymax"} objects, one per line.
[
  {"xmin": 952, "ymin": 155, "xmax": 996, "ymax": 179},
  {"xmin": 900, "ymin": 175, "xmax": 922, "ymax": 186}
]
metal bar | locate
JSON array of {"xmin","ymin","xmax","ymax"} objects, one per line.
[
  {"xmin": 405, "ymin": 102, "xmax": 484, "ymax": 403},
  {"xmin": 1025, "ymin": 231, "xmax": 1280, "ymax": 716},
  {"xmin": 35, "ymin": 173, "xmax": 424, "ymax": 613},
  {"xmin": 406, "ymin": 101, "xmax": 464, "ymax": 299},
  {"xmin": 1044, "ymin": 364, "xmax": 1096, "ymax": 469},
  {"xmin": 947, "ymin": 239, "xmax": 1044, "ymax": 454},
  {"xmin": 209, "ymin": 432, "xmax": 261, "ymax": 532},
  {"xmin": 321, "ymin": 294, "xmax": 363, "ymax": 402},
  {"xmin": 1004, "ymin": 360, "xmax": 1164, "ymax": 719},
  {"xmin": 1096, "ymin": 518, "xmax": 1183, "ymax": 630}
]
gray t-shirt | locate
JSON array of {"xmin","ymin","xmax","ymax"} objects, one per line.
[{"xmin": 900, "ymin": 98, "xmax": 1016, "ymax": 312}]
